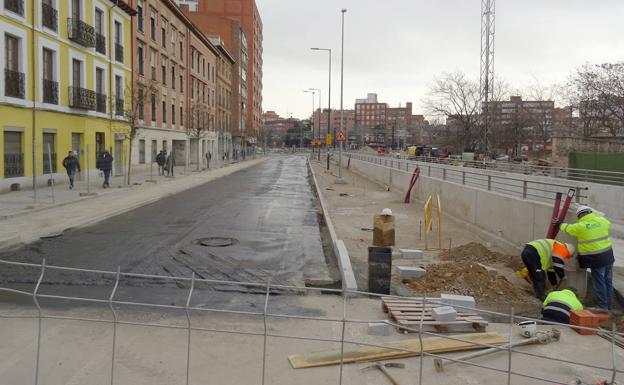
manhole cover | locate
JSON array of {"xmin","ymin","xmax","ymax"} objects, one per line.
[{"xmin": 197, "ymin": 237, "xmax": 238, "ymax": 247}]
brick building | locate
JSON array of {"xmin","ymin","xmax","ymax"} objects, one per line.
[
  {"xmin": 133, "ymin": 0, "xmax": 221, "ymax": 167},
  {"xmin": 484, "ymin": 96, "xmax": 554, "ymax": 132},
  {"xmin": 211, "ymin": 38, "xmax": 235, "ymax": 157},
  {"xmin": 177, "ymin": 0, "xmax": 263, "ymax": 148},
  {"xmin": 313, "ymin": 109, "xmax": 355, "ymax": 140}
]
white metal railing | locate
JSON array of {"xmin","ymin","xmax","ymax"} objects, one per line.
[
  {"xmin": 347, "ymin": 153, "xmax": 590, "ymax": 204},
  {"xmin": 378, "ymin": 153, "xmax": 624, "ymax": 186},
  {"xmin": 0, "ymin": 258, "xmax": 622, "ymax": 385}
]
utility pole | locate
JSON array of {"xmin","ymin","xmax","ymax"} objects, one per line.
[{"xmin": 480, "ymin": 0, "xmax": 496, "ymax": 156}]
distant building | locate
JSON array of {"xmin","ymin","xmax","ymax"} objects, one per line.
[
  {"xmin": 484, "ymin": 96, "xmax": 554, "ymax": 132},
  {"xmin": 262, "ymin": 111, "xmax": 281, "ymax": 123},
  {"xmin": 313, "ymin": 109, "xmax": 355, "ymax": 139}
]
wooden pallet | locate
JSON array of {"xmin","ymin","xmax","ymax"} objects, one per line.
[{"xmin": 382, "ymin": 298, "xmax": 488, "ymax": 333}]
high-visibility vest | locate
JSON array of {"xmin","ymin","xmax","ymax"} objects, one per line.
[
  {"xmin": 527, "ymin": 239, "xmax": 569, "ymax": 271},
  {"xmin": 561, "ymin": 212, "xmax": 612, "ymax": 256},
  {"xmin": 543, "ymin": 289, "xmax": 583, "ymax": 319}
]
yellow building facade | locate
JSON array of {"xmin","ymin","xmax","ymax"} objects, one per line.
[{"xmin": 0, "ymin": 0, "xmax": 135, "ymax": 189}]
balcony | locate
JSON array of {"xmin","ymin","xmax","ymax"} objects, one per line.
[
  {"xmin": 95, "ymin": 33, "xmax": 106, "ymax": 55},
  {"xmin": 68, "ymin": 86, "xmax": 96, "ymax": 110},
  {"xmin": 114, "ymin": 42, "xmax": 123, "ymax": 62},
  {"xmin": 41, "ymin": 3, "xmax": 58, "ymax": 31},
  {"xmin": 42, "ymin": 79, "xmax": 58, "ymax": 104},
  {"xmin": 115, "ymin": 98, "xmax": 124, "ymax": 116},
  {"xmin": 67, "ymin": 18, "xmax": 95, "ymax": 48},
  {"xmin": 96, "ymin": 93, "xmax": 106, "ymax": 113},
  {"xmin": 5, "ymin": 69, "xmax": 25, "ymax": 99},
  {"xmin": 4, "ymin": 0, "xmax": 24, "ymax": 15}
]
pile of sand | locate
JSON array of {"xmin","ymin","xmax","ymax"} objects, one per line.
[
  {"xmin": 445, "ymin": 242, "xmax": 525, "ymax": 271},
  {"xmin": 404, "ymin": 261, "xmax": 535, "ymax": 304}
]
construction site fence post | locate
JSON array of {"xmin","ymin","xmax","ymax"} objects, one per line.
[
  {"xmin": 109, "ymin": 267, "xmax": 121, "ymax": 385},
  {"xmin": 32, "ymin": 258, "xmax": 46, "ymax": 385},
  {"xmin": 338, "ymin": 288, "xmax": 347, "ymax": 385},
  {"xmin": 262, "ymin": 280, "xmax": 271, "ymax": 385},
  {"xmin": 185, "ymin": 272, "xmax": 196, "ymax": 385}
]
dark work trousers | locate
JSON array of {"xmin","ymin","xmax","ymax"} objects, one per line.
[
  {"xmin": 521, "ymin": 245, "xmax": 548, "ymax": 301},
  {"xmin": 103, "ymin": 170, "xmax": 111, "ymax": 187}
]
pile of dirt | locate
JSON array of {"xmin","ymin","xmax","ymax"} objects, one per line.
[
  {"xmin": 404, "ymin": 261, "xmax": 535, "ymax": 304},
  {"xmin": 445, "ymin": 242, "xmax": 524, "ymax": 271}
]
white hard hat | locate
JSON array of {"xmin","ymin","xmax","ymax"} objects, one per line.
[
  {"xmin": 576, "ymin": 205, "xmax": 592, "ymax": 217},
  {"xmin": 565, "ymin": 243, "xmax": 575, "ymax": 256},
  {"xmin": 381, "ymin": 208, "xmax": 393, "ymax": 216}
]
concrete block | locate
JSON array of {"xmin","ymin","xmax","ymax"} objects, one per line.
[
  {"xmin": 396, "ymin": 266, "xmax": 426, "ymax": 279},
  {"xmin": 477, "ymin": 263, "xmax": 497, "ymax": 275},
  {"xmin": 440, "ymin": 293, "xmax": 476, "ymax": 309},
  {"xmin": 432, "ymin": 306, "xmax": 457, "ymax": 322},
  {"xmin": 399, "ymin": 249, "xmax": 424, "ymax": 259},
  {"xmin": 368, "ymin": 322, "xmax": 390, "ymax": 336}
]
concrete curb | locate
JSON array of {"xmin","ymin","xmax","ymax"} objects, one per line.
[
  {"xmin": 0, "ymin": 158, "xmax": 267, "ymax": 251},
  {"xmin": 307, "ymin": 157, "xmax": 358, "ymax": 291}
]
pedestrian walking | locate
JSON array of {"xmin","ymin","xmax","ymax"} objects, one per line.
[
  {"xmin": 166, "ymin": 152, "xmax": 176, "ymax": 177},
  {"xmin": 96, "ymin": 150, "xmax": 113, "ymax": 188},
  {"xmin": 206, "ymin": 151, "xmax": 211, "ymax": 169},
  {"xmin": 156, "ymin": 150, "xmax": 167, "ymax": 176},
  {"xmin": 62, "ymin": 151, "xmax": 81, "ymax": 189},
  {"xmin": 557, "ymin": 206, "xmax": 615, "ymax": 310}
]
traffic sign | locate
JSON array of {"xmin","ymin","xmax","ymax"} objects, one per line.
[
  {"xmin": 326, "ymin": 133, "xmax": 332, "ymax": 145},
  {"xmin": 337, "ymin": 131, "xmax": 346, "ymax": 142}
]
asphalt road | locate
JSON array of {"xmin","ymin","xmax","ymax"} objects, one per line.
[{"xmin": 0, "ymin": 155, "xmax": 334, "ymax": 305}]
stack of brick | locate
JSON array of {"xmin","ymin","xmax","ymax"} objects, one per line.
[{"xmin": 570, "ymin": 310, "xmax": 600, "ymax": 335}]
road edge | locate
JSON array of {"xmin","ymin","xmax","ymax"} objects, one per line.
[{"xmin": 307, "ymin": 157, "xmax": 358, "ymax": 291}]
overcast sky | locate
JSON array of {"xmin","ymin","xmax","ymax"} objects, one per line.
[{"xmin": 257, "ymin": 0, "xmax": 624, "ymax": 120}]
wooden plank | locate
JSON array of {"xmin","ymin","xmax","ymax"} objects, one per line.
[{"xmin": 288, "ymin": 332, "xmax": 507, "ymax": 369}]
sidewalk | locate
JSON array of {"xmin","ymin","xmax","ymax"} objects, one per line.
[{"xmin": 0, "ymin": 157, "xmax": 266, "ymax": 250}]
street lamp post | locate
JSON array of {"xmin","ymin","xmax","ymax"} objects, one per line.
[
  {"xmin": 308, "ymin": 88, "xmax": 321, "ymax": 161},
  {"xmin": 336, "ymin": 9, "xmax": 347, "ymax": 183},
  {"xmin": 304, "ymin": 90, "xmax": 316, "ymax": 151},
  {"xmin": 311, "ymin": 47, "xmax": 331, "ymax": 170}
]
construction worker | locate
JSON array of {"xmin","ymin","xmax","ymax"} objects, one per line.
[
  {"xmin": 558, "ymin": 206, "xmax": 614, "ymax": 310},
  {"xmin": 521, "ymin": 239, "xmax": 575, "ymax": 301},
  {"xmin": 541, "ymin": 288, "xmax": 583, "ymax": 324}
]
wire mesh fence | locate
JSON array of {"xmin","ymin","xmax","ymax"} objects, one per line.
[{"xmin": 0, "ymin": 258, "xmax": 622, "ymax": 385}]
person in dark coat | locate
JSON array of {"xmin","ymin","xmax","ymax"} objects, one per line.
[
  {"xmin": 165, "ymin": 152, "xmax": 176, "ymax": 177},
  {"xmin": 206, "ymin": 151, "xmax": 211, "ymax": 169},
  {"xmin": 96, "ymin": 150, "xmax": 113, "ymax": 188},
  {"xmin": 156, "ymin": 150, "xmax": 167, "ymax": 176},
  {"xmin": 62, "ymin": 151, "xmax": 81, "ymax": 189}
]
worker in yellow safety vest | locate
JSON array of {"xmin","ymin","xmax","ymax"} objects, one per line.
[
  {"xmin": 541, "ymin": 288, "xmax": 583, "ymax": 324},
  {"xmin": 557, "ymin": 206, "xmax": 614, "ymax": 310},
  {"xmin": 521, "ymin": 239, "xmax": 575, "ymax": 301}
]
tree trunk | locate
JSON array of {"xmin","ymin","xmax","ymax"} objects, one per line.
[{"xmin": 126, "ymin": 136, "xmax": 133, "ymax": 185}]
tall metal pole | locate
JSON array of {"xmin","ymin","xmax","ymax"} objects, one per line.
[
  {"xmin": 308, "ymin": 88, "xmax": 321, "ymax": 157},
  {"xmin": 480, "ymin": 0, "xmax": 496, "ymax": 156},
  {"xmin": 337, "ymin": 9, "xmax": 347, "ymax": 182}
]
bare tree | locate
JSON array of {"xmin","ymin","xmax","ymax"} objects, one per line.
[
  {"xmin": 186, "ymin": 102, "xmax": 211, "ymax": 170},
  {"xmin": 257, "ymin": 123, "xmax": 273, "ymax": 155},
  {"xmin": 423, "ymin": 71, "xmax": 481, "ymax": 152}
]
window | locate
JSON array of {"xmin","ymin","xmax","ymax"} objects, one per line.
[
  {"xmin": 71, "ymin": 0, "xmax": 80, "ymax": 19},
  {"xmin": 4, "ymin": 131, "xmax": 24, "ymax": 178},
  {"xmin": 95, "ymin": 9, "xmax": 103, "ymax": 34},
  {"xmin": 42, "ymin": 133, "xmax": 56, "ymax": 173},
  {"xmin": 161, "ymin": 60, "xmax": 166, "ymax": 85},
  {"xmin": 114, "ymin": 21, "xmax": 123, "ymax": 62},
  {"xmin": 151, "ymin": 49, "xmax": 157, "ymax": 80},
  {"xmin": 171, "ymin": 103, "xmax": 175, "ymax": 124},
  {"xmin": 5, "ymin": 34, "xmax": 19, "ymax": 71},
  {"xmin": 42, "ymin": 48, "xmax": 53, "ymax": 80},
  {"xmin": 151, "ymin": 93, "xmax": 156, "ymax": 122},
  {"xmin": 179, "ymin": 74, "xmax": 183, "ymax": 93},
  {"xmin": 171, "ymin": 65, "xmax": 175, "ymax": 90},
  {"xmin": 139, "ymin": 140, "xmax": 145, "ymax": 164},
  {"xmin": 171, "ymin": 27, "xmax": 176, "ymax": 55},
  {"xmin": 179, "ymin": 34, "xmax": 183, "ymax": 59},
  {"xmin": 150, "ymin": 10, "xmax": 156, "ymax": 40},
  {"xmin": 180, "ymin": 106, "xmax": 183, "ymax": 125},
  {"xmin": 151, "ymin": 140, "xmax": 157, "ymax": 161},
  {"xmin": 95, "ymin": 67, "xmax": 105, "ymax": 112},
  {"xmin": 72, "ymin": 58, "xmax": 81, "ymax": 87},
  {"xmin": 162, "ymin": 100, "xmax": 166, "ymax": 123},
  {"xmin": 95, "ymin": 132, "xmax": 105, "ymax": 158},
  {"xmin": 161, "ymin": 19, "xmax": 167, "ymax": 49},
  {"xmin": 138, "ymin": 87, "xmax": 144, "ymax": 120},
  {"xmin": 115, "ymin": 75, "xmax": 122, "ymax": 97},
  {"xmin": 137, "ymin": 0, "xmax": 144, "ymax": 32},
  {"xmin": 138, "ymin": 45, "xmax": 144, "ymax": 76}
]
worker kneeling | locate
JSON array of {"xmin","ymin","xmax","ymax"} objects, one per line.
[
  {"xmin": 521, "ymin": 239, "xmax": 574, "ymax": 301},
  {"xmin": 542, "ymin": 288, "xmax": 583, "ymax": 324}
]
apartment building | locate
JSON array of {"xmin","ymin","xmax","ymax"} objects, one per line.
[
  {"xmin": 0, "ymin": 0, "xmax": 134, "ymax": 189},
  {"xmin": 314, "ymin": 108, "xmax": 355, "ymax": 139},
  {"xmin": 210, "ymin": 37, "xmax": 235, "ymax": 158}
]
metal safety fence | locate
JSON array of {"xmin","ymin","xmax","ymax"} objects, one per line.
[
  {"xmin": 380, "ymin": 154, "xmax": 624, "ymax": 186},
  {"xmin": 347, "ymin": 153, "xmax": 590, "ymax": 205},
  {"xmin": 0, "ymin": 258, "xmax": 622, "ymax": 385}
]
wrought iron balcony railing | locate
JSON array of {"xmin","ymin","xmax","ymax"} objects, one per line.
[
  {"xmin": 114, "ymin": 43, "xmax": 123, "ymax": 62},
  {"xmin": 68, "ymin": 86, "xmax": 96, "ymax": 110},
  {"xmin": 4, "ymin": 153, "xmax": 24, "ymax": 178},
  {"xmin": 5, "ymin": 69, "xmax": 25, "ymax": 99},
  {"xmin": 67, "ymin": 18, "xmax": 95, "ymax": 48},
  {"xmin": 42, "ymin": 79, "xmax": 58, "ymax": 104},
  {"xmin": 41, "ymin": 3, "xmax": 58, "ymax": 31},
  {"xmin": 115, "ymin": 98, "xmax": 124, "ymax": 116},
  {"xmin": 4, "ymin": 0, "xmax": 24, "ymax": 15},
  {"xmin": 96, "ymin": 93, "xmax": 107, "ymax": 113},
  {"xmin": 96, "ymin": 33, "xmax": 106, "ymax": 54}
]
